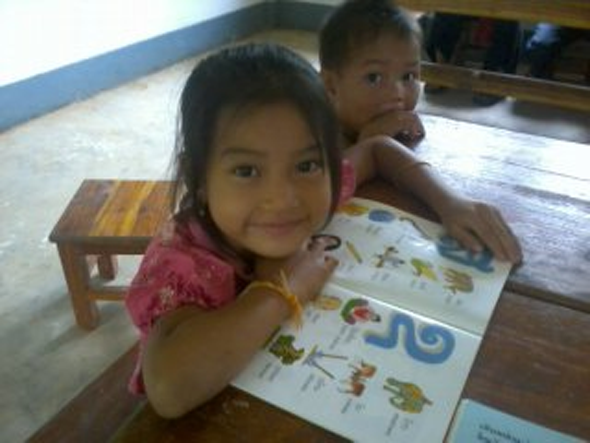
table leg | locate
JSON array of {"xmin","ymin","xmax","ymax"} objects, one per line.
[{"xmin": 56, "ymin": 244, "xmax": 100, "ymax": 330}]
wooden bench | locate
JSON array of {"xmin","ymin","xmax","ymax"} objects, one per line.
[
  {"xmin": 398, "ymin": 0, "xmax": 590, "ymax": 111},
  {"xmin": 49, "ymin": 180, "xmax": 172, "ymax": 330}
]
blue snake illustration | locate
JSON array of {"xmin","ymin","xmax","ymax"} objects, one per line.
[
  {"xmin": 364, "ymin": 312, "xmax": 455, "ymax": 364},
  {"xmin": 436, "ymin": 234, "xmax": 494, "ymax": 273}
]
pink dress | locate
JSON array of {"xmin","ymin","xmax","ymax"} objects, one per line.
[{"xmin": 125, "ymin": 159, "xmax": 356, "ymax": 393}]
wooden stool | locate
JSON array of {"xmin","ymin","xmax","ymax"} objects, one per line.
[{"xmin": 49, "ymin": 180, "xmax": 172, "ymax": 330}]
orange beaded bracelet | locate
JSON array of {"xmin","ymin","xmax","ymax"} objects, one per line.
[{"xmin": 246, "ymin": 271, "xmax": 303, "ymax": 329}]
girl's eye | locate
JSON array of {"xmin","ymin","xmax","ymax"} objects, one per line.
[
  {"xmin": 364, "ymin": 72, "xmax": 383, "ymax": 86},
  {"xmin": 232, "ymin": 165, "xmax": 259, "ymax": 178},
  {"xmin": 402, "ymin": 72, "xmax": 418, "ymax": 82},
  {"xmin": 297, "ymin": 159, "xmax": 323, "ymax": 174}
]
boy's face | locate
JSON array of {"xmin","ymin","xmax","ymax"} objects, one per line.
[
  {"xmin": 205, "ymin": 103, "xmax": 332, "ymax": 259},
  {"xmin": 322, "ymin": 33, "xmax": 421, "ymax": 139}
]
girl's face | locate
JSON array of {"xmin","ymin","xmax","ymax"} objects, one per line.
[
  {"xmin": 322, "ymin": 33, "xmax": 421, "ymax": 138},
  {"xmin": 205, "ymin": 102, "xmax": 332, "ymax": 259}
]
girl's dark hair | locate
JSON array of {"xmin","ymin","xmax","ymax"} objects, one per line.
[
  {"xmin": 171, "ymin": 42, "xmax": 342, "ymax": 256},
  {"xmin": 319, "ymin": 0, "xmax": 421, "ymax": 71}
]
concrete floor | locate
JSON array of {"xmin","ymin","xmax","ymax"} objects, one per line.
[{"xmin": 1, "ymin": 30, "xmax": 588, "ymax": 442}]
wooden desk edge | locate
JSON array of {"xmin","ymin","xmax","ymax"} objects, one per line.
[
  {"xmin": 26, "ymin": 345, "xmax": 144, "ymax": 443},
  {"xmin": 27, "ymin": 292, "xmax": 590, "ymax": 442}
]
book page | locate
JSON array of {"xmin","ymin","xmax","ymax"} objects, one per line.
[
  {"xmin": 319, "ymin": 198, "xmax": 512, "ymax": 335},
  {"xmin": 446, "ymin": 399, "xmax": 586, "ymax": 443},
  {"xmin": 233, "ymin": 283, "xmax": 481, "ymax": 443}
]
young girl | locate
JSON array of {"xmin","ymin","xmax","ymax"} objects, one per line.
[
  {"xmin": 127, "ymin": 40, "xmax": 520, "ymax": 420},
  {"xmin": 125, "ymin": 43, "xmax": 355, "ymax": 418}
]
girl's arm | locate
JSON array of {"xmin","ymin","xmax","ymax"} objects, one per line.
[
  {"xmin": 142, "ymin": 287, "xmax": 291, "ymax": 419},
  {"xmin": 142, "ymin": 239, "xmax": 337, "ymax": 419},
  {"xmin": 345, "ymin": 135, "xmax": 522, "ymax": 263}
]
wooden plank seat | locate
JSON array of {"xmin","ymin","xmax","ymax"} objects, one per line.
[
  {"xmin": 398, "ymin": 0, "xmax": 590, "ymax": 111},
  {"xmin": 49, "ymin": 180, "xmax": 172, "ymax": 330},
  {"xmin": 398, "ymin": 0, "xmax": 590, "ymax": 29}
]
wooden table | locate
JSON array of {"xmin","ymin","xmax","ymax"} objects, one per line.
[
  {"xmin": 416, "ymin": 116, "xmax": 590, "ymax": 311},
  {"xmin": 30, "ymin": 116, "xmax": 590, "ymax": 441},
  {"xmin": 355, "ymin": 115, "xmax": 590, "ymax": 313}
]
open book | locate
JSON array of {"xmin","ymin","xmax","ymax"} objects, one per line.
[{"xmin": 232, "ymin": 197, "xmax": 512, "ymax": 442}]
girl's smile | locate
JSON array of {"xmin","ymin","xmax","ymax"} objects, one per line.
[{"xmin": 249, "ymin": 217, "xmax": 307, "ymax": 234}]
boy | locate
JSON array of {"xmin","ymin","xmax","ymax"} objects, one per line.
[
  {"xmin": 319, "ymin": 0, "xmax": 424, "ymax": 147},
  {"xmin": 318, "ymin": 0, "xmax": 522, "ymax": 264}
]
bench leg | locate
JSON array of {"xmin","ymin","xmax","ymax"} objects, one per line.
[
  {"xmin": 86, "ymin": 255, "xmax": 118, "ymax": 280},
  {"xmin": 97, "ymin": 254, "xmax": 118, "ymax": 280},
  {"xmin": 56, "ymin": 244, "xmax": 100, "ymax": 330}
]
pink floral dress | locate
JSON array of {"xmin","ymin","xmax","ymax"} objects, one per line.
[{"xmin": 125, "ymin": 159, "xmax": 356, "ymax": 393}]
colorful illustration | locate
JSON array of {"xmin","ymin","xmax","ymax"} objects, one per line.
[
  {"xmin": 339, "ymin": 202, "xmax": 369, "ymax": 216},
  {"xmin": 410, "ymin": 258, "xmax": 438, "ymax": 281},
  {"xmin": 368, "ymin": 208, "xmax": 396, "ymax": 223},
  {"xmin": 311, "ymin": 233, "xmax": 342, "ymax": 251},
  {"xmin": 313, "ymin": 294, "xmax": 342, "ymax": 311},
  {"xmin": 364, "ymin": 312, "xmax": 455, "ymax": 364},
  {"xmin": 443, "ymin": 268, "xmax": 474, "ymax": 294},
  {"xmin": 374, "ymin": 246, "xmax": 405, "ymax": 269},
  {"xmin": 436, "ymin": 235, "xmax": 494, "ymax": 273},
  {"xmin": 399, "ymin": 216, "xmax": 432, "ymax": 240},
  {"xmin": 302, "ymin": 345, "xmax": 348, "ymax": 379},
  {"xmin": 383, "ymin": 376, "xmax": 432, "ymax": 413},
  {"xmin": 345, "ymin": 240, "xmax": 363, "ymax": 263},
  {"xmin": 341, "ymin": 298, "xmax": 381, "ymax": 325},
  {"xmin": 339, "ymin": 360, "xmax": 377, "ymax": 397},
  {"xmin": 269, "ymin": 334, "xmax": 305, "ymax": 365}
]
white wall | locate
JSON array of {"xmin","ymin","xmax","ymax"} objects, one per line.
[{"xmin": 0, "ymin": 0, "xmax": 265, "ymax": 86}]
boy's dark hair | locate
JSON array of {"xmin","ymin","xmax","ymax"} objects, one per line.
[
  {"xmin": 319, "ymin": 0, "xmax": 421, "ymax": 71},
  {"xmin": 171, "ymin": 43, "xmax": 342, "ymax": 257}
]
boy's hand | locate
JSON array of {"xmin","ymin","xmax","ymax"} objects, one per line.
[
  {"xmin": 254, "ymin": 237, "xmax": 338, "ymax": 305},
  {"xmin": 437, "ymin": 196, "xmax": 522, "ymax": 264},
  {"xmin": 359, "ymin": 110, "xmax": 425, "ymax": 146}
]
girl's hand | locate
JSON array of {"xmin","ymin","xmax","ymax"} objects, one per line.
[
  {"xmin": 438, "ymin": 196, "xmax": 523, "ymax": 264},
  {"xmin": 254, "ymin": 237, "xmax": 339, "ymax": 305}
]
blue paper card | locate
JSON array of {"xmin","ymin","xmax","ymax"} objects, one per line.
[{"xmin": 446, "ymin": 399, "xmax": 585, "ymax": 443}]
